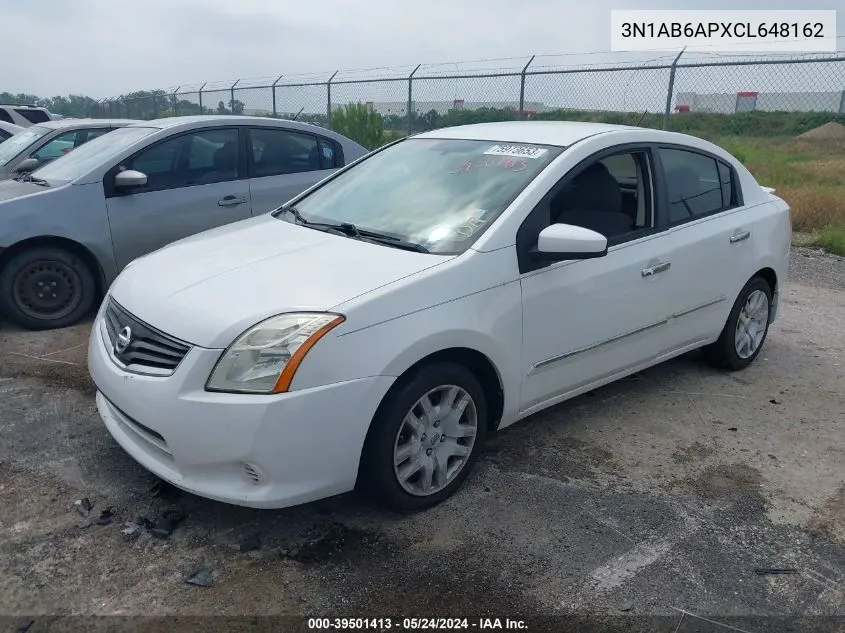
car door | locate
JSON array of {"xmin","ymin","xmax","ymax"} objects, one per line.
[
  {"xmin": 246, "ymin": 126, "xmax": 338, "ymax": 214},
  {"xmin": 105, "ymin": 126, "xmax": 252, "ymax": 269},
  {"xmin": 654, "ymin": 146, "xmax": 756, "ymax": 350},
  {"xmin": 518, "ymin": 147, "xmax": 676, "ymax": 414}
]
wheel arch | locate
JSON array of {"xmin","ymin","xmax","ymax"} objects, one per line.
[
  {"xmin": 0, "ymin": 236, "xmax": 107, "ymax": 295},
  {"xmin": 391, "ymin": 347, "xmax": 505, "ymax": 434},
  {"xmin": 753, "ymin": 266, "xmax": 777, "ymax": 294},
  {"xmin": 355, "ymin": 345, "xmax": 506, "ymax": 490}
]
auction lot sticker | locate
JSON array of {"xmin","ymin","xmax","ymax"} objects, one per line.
[{"xmin": 484, "ymin": 144, "xmax": 548, "ymax": 159}]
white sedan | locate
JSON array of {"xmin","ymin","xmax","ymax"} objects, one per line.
[{"xmin": 88, "ymin": 121, "xmax": 791, "ymax": 512}]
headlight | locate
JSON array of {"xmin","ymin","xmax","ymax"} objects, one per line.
[{"xmin": 206, "ymin": 313, "xmax": 344, "ymax": 394}]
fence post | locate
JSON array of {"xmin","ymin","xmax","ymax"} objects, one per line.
[
  {"xmin": 198, "ymin": 82, "xmax": 206, "ymax": 115},
  {"xmin": 272, "ymin": 75, "xmax": 283, "ymax": 117},
  {"xmin": 326, "ymin": 71, "xmax": 338, "ymax": 127},
  {"xmin": 839, "ymin": 90, "xmax": 845, "ymax": 114},
  {"xmin": 407, "ymin": 64, "xmax": 421, "ymax": 135},
  {"xmin": 663, "ymin": 48, "xmax": 685, "ymax": 130},
  {"xmin": 230, "ymin": 79, "xmax": 240, "ymax": 113},
  {"xmin": 519, "ymin": 55, "xmax": 535, "ymax": 120},
  {"xmin": 172, "ymin": 87, "xmax": 180, "ymax": 116}
]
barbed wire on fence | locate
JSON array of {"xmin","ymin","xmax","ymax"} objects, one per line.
[{"xmin": 91, "ymin": 49, "xmax": 845, "ymax": 137}]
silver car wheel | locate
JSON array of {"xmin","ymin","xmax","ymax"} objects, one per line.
[
  {"xmin": 734, "ymin": 289, "xmax": 769, "ymax": 359},
  {"xmin": 393, "ymin": 384, "xmax": 478, "ymax": 497}
]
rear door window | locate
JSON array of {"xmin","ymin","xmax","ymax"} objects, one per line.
[
  {"xmin": 659, "ymin": 148, "xmax": 728, "ymax": 224},
  {"xmin": 249, "ymin": 128, "xmax": 322, "ymax": 177}
]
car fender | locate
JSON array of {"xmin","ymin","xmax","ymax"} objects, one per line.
[
  {"xmin": 0, "ymin": 182, "xmax": 117, "ymax": 281},
  {"xmin": 289, "ymin": 248, "xmax": 524, "ymax": 426}
]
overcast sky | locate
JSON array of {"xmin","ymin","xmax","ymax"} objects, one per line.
[{"xmin": 2, "ymin": 0, "xmax": 843, "ymax": 97}]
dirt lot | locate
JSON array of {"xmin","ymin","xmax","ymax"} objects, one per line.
[{"xmin": 0, "ymin": 247, "xmax": 843, "ymax": 632}]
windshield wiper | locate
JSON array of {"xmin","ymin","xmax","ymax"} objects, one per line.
[
  {"xmin": 277, "ymin": 206, "xmax": 429, "ymax": 253},
  {"xmin": 14, "ymin": 172, "xmax": 49, "ymax": 186},
  {"xmin": 353, "ymin": 229, "xmax": 430, "ymax": 253}
]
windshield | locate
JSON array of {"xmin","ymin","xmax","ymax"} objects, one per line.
[
  {"xmin": 34, "ymin": 126, "xmax": 157, "ymax": 183},
  {"xmin": 283, "ymin": 138, "xmax": 562, "ymax": 254},
  {"xmin": 0, "ymin": 126, "xmax": 49, "ymax": 166}
]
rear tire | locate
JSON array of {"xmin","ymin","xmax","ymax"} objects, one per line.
[
  {"xmin": 360, "ymin": 362, "xmax": 488, "ymax": 513},
  {"xmin": 0, "ymin": 246, "xmax": 97, "ymax": 330},
  {"xmin": 702, "ymin": 276, "xmax": 772, "ymax": 371}
]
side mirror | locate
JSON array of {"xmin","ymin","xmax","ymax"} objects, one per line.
[
  {"xmin": 14, "ymin": 158, "xmax": 40, "ymax": 174},
  {"xmin": 114, "ymin": 169, "xmax": 148, "ymax": 189},
  {"xmin": 532, "ymin": 223, "xmax": 608, "ymax": 261}
]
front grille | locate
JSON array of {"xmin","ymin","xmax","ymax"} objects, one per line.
[{"xmin": 104, "ymin": 299, "xmax": 191, "ymax": 373}]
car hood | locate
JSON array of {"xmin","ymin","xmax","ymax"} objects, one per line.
[
  {"xmin": 0, "ymin": 178, "xmax": 56, "ymax": 202},
  {"xmin": 110, "ymin": 214, "xmax": 452, "ymax": 348}
]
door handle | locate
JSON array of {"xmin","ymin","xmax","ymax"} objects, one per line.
[
  {"xmin": 218, "ymin": 195, "xmax": 247, "ymax": 207},
  {"xmin": 641, "ymin": 261, "xmax": 671, "ymax": 277},
  {"xmin": 730, "ymin": 230, "xmax": 751, "ymax": 243}
]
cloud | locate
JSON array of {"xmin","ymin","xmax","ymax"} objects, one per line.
[{"xmin": 1, "ymin": 0, "xmax": 842, "ymax": 97}]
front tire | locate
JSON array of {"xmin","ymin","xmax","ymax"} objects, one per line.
[
  {"xmin": 703, "ymin": 276, "xmax": 772, "ymax": 371},
  {"xmin": 0, "ymin": 246, "xmax": 97, "ymax": 330},
  {"xmin": 360, "ymin": 362, "xmax": 488, "ymax": 512}
]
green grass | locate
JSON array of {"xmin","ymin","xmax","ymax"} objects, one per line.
[
  {"xmin": 810, "ymin": 226, "xmax": 845, "ymax": 256},
  {"xmin": 710, "ymin": 136, "xmax": 845, "ymax": 237}
]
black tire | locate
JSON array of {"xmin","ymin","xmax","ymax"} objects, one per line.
[
  {"xmin": 360, "ymin": 362, "xmax": 488, "ymax": 513},
  {"xmin": 0, "ymin": 246, "xmax": 97, "ymax": 330},
  {"xmin": 702, "ymin": 276, "xmax": 772, "ymax": 371}
]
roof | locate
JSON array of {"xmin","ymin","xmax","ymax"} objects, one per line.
[
  {"xmin": 0, "ymin": 121, "xmax": 24, "ymax": 134},
  {"xmin": 37, "ymin": 118, "xmax": 138, "ymax": 130},
  {"xmin": 415, "ymin": 121, "xmax": 643, "ymax": 147},
  {"xmin": 122, "ymin": 116, "xmax": 365, "ymax": 150},
  {"xmin": 131, "ymin": 115, "xmax": 304, "ymax": 129}
]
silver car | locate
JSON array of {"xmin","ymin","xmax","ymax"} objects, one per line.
[
  {"xmin": 0, "ymin": 115, "xmax": 369, "ymax": 330},
  {"xmin": 0, "ymin": 119, "xmax": 137, "ymax": 180},
  {"xmin": 0, "ymin": 104, "xmax": 54, "ymax": 127},
  {"xmin": 0, "ymin": 121, "xmax": 24, "ymax": 142}
]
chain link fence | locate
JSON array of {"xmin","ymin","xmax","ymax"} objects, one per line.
[{"xmin": 92, "ymin": 51, "xmax": 845, "ymax": 145}]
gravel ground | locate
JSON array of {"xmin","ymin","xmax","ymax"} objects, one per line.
[{"xmin": 0, "ymin": 246, "xmax": 843, "ymax": 632}]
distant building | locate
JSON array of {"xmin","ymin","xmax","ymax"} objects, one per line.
[
  {"xmin": 357, "ymin": 99, "xmax": 549, "ymax": 117},
  {"xmin": 675, "ymin": 90, "xmax": 845, "ymax": 114}
]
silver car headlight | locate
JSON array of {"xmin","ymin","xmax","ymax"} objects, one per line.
[{"xmin": 205, "ymin": 313, "xmax": 344, "ymax": 394}]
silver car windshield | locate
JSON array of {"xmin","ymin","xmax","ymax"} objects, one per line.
[
  {"xmin": 283, "ymin": 138, "xmax": 562, "ymax": 254},
  {"xmin": 35, "ymin": 126, "xmax": 157, "ymax": 183},
  {"xmin": 0, "ymin": 126, "xmax": 49, "ymax": 166}
]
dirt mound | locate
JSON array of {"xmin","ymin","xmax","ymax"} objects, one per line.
[{"xmin": 797, "ymin": 121, "xmax": 845, "ymax": 140}]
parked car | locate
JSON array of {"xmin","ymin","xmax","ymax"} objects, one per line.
[
  {"xmin": 0, "ymin": 119, "xmax": 137, "ymax": 180},
  {"xmin": 0, "ymin": 121, "xmax": 24, "ymax": 141},
  {"xmin": 0, "ymin": 115, "xmax": 368, "ymax": 329},
  {"xmin": 0, "ymin": 104, "xmax": 53, "ymax": 127},
  {"xmin": 87, "ymin": 121, "xmax": 791, "ymax": 512}
]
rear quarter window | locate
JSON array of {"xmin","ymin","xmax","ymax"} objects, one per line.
[{"xmin": 15, "ymin": 109, "xmax": 51, "ymax": 124}]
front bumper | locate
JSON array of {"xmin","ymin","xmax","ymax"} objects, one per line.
[{"xmin": 88, "ymin": 317, "xmax": 394, "ymax": 509}]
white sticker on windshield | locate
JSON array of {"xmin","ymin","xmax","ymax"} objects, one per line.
[{"xmin": 484, "ymin": 144, "xmax": 548, "ymax": 159}]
